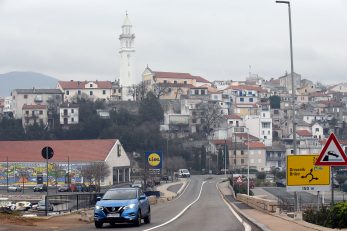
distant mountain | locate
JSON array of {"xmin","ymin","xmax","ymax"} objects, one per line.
[{"xmin": 0, "ymin": 72, "xmax": 58, "ymax": 97}]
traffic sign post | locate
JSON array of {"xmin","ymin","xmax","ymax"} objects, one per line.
[
  {"xmin": 315, "ymin": 133, "xmax": 347, "ymax": 205},
  {"xmin": 287, "ymin": 155, "xmax": 330, "ymax": 192},
  {"xmin": 41, "ymin": 146, "xmax": 54, "ymax": 216}
]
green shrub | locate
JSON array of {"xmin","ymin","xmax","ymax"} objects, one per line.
[{"xmin": 303, "ymin": 202, "xmax": 347, "ymax": 229}]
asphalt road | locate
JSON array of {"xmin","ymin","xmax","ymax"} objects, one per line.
[{"xmin": 67, "ymin": 175, "xmax": 245, "ymax": 231}]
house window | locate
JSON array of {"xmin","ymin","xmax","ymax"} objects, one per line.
[
  {"xmin": 262, "ymin": 122, "xmax": 271, "ymax": 128},
  {"xmin": 194, "ymin": 90, "xmax": 199, "ymax": 95},
  {"xmin": 315, "ymin": 128, "xmax": 319, "ymax": 132},
  {"xmin": 90, "ymin": 84, "xmax": 93, "ymax": 87},
  {"xmin": 241, "ymin": 150, "xmax": 244, "ymax": 155},
  {"xmin": 184, "ymin": 81, "xmax": 187, "ymax": 84},
  {"xmin": 71, "ymin": 109, "xmax": 74, "ymax": 113},
  {"xmin": 117, "ymin": 144, "xmax": 121, "ymax": 157},
  {"xmin": 274, "ymin": 110, "xmax": 279, "ymax": 115},
  {"xmin": 63, "ymin": 109, "xmax": 68, "ymax": 115},
  {"xmin": 78, "ymin": 90, "xmax": 81, "ymax": 95},
  {"xmin": 71, "ymin": 117, "xmax": 74, "ymax": 122},
  {"xmin": 264, "ymin": 136, "xmax": 267, "ymax": 139},
  {"xmin": 119, "ymin": 89, "xmax": 121, "ymax": 93},
  {"xmin": 229, "ymin": 121, "xmax": 233, "ymax": 125},
  {"xmin": 192, "ymin": 119, "xmax": 197, "ymax": 123},
  {"xmin": 26, "ymin": 111, "xmax": 29, "ymax": 115},
  {"xmin": 174, "ymin": 80, "xmax": 177, "ymax": 84},
  {"xmin": 39, "ymin": 110, "xmax": 43, "ymax": 115},
  {"xmin": 90, "ymin": 91, "xmax": 93, "ymax": 96},
  {"xmin": 268, "ymin": 130, "xmax": 270, "ymax": 135},
  {"xmin": 201, "ymin": 90, "xmax": 205, "ymax": 95},
  {"xmin": 240, "ymin": 97, "xmax": 244, "ymax": 102},
  {"xmin": 24, "ymin": 95, "xmax": 28, "ymax": 99},
  {"xmin": 66, "ymin": 90, "xmax": 69, "ymax": 95},
  {"xmin": 103, "ymin": 90, "xmax": 106, "ymax": 95},
  {"xmin": 249, "ymin": 98, "xmax": 253, "ymax": 102},
  {"xmin": 64, "ymin": 118, "xmax": 68, "ymax": 124},
  {"xmin": 163, "ymin": 80, "xmax": 167, "ymax": 84},
  {"xmin": 241, "ymin": 159, "xmax": 244, "ymax": 164}
]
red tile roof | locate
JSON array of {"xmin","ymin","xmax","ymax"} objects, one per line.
[
  {"xmin": 318, "ymin": 100, "xmax": 344, "ymax": 107},
  {"xmin": 245, "ymin": 141, "xmax": 266, "ymax": 149},
  {"xmin": 0, "ymin": 139, "xmax": 118, "ymax": 162},
  {"xmin": 235, "ymin": 133, "xmax": 259, "ymax": 141},
  {"xmin": 58, "ymin": 81, "xmax": 112, "ymax": 89},
  {"xmin": 296, "ymin": 130, "xmax": 312, "ymax": 137},
  {"xmin": 153, "ymin": 71, "xmax": 210, "ymax": 83},
  {"xmin": 228, "ymin": 85, "xmax": 268, "ymax": 93},
  {"xmin": 22, "ymin": 104, "xmax": 47, "ymax": 110},
  {"xmin": 224, "ymin": 114, "xmax": 242, "ymax": 120},
  {"xmin": 192, "ymin": 76, "xmax": 210, "ymax": 83}
]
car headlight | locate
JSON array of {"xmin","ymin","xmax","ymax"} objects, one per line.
[
  {"xmin": 124, "ymin": 204, "xmax": 136, "ymax": 210},
  {"xmin": 95, "ymin": 205, "xmax": 104, "ymax": 210}
]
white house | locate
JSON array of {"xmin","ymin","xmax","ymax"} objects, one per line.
[
  {"xmin": 311, "ymin": 123, "xmax": 324, "ymax": 139},
  {"xmin": 60, "ymin": 104, "xmax": 79, "ymax": 125},
  {"xmin": 57, "ymin": 80, "xmax": 113, "ymax": 102},
  {"xmin": 244, "ymin": 108, "xmax": 272, "ymax": 146}
]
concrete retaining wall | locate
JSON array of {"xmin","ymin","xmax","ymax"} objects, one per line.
[{"xmin": 237, "ymin": 194, "xmax": 278, "ymax": 213}]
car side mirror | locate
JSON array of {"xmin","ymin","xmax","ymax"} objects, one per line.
[
  {"xmin": 139, "ymin": 195, "xmax": 146, "ymax": 200},
  {"xmin": 96, "ymin": 196, "xmax": 101, "ymax": 201}
]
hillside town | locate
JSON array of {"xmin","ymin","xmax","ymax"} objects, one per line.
[{"xmin": 0, "ymin": 14, "xmax": 347, "ymax": 176}]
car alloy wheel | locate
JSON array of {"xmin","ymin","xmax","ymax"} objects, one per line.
[
  {"xmin": 134, "ymin": 211, "xmax": 141, "ymax": 226},
  {"xmin": 144, "ymin": 212, "xmax": 151, "ymax": 224}
]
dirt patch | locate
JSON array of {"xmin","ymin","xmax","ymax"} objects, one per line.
[
  {"xmin": 0, "ymin": 212, "xmax": 36, "ymax": 226},
  {"xmin": 0, "ymin": 211, "xmax": 90, "ymax": 230}
]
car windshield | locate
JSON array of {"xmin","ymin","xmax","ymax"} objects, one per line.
[
  {"xmin": 182, "ymin": 169, "xmax": 189, "ymax": 173},
  {"xmin": 102, "ymin": 189, "xmax": 137, "ymax": 200}
]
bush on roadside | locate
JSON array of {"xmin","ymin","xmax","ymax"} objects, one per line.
[{"xmin": 303, "ymin": 202, "xmax": 347, "ymax": 229}]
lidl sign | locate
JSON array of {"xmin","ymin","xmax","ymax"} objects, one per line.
[
  {"xmin": 145, "ymin": 151, "xmax": 162, "ymax": 175},
  {"xmin": 287, "ymin": 155, "xmax": 330, "ymax": 192}
]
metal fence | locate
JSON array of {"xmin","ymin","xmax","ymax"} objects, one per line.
[{"xmin": 45, "ymin": 192, "xmax": 103, "ymax": 215}]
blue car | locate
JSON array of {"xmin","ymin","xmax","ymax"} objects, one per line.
[{"xmin": 94, "ymin": 187, "xmax": 151, "ymax": 228}]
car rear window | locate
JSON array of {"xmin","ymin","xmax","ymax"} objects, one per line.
[{"xmin": 102, "ymin": 189, "xmax": 137, "ymax": 200}]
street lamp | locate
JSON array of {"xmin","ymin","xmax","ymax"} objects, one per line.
[
  {"xmin": 275, "ymin": 0, "xmax": 296, "ymax": 154},
  {"xmin": 276, "ymin": 0, "xmax": 298, "ymax": 211},
  {"xmin": 247, "ymin": 130, "xmax": 250, "ymax": 196}
]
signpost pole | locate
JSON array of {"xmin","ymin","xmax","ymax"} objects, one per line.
[
  {"xmin": 46, "ymin": 147, "xmax": 49, "ymax": 197},
  {"xmin": 331, "ymin": 167, "xmax": 334, "ymax": 205},
  {"xmin": 6, "ymin": 156, "xmax": 9, "ymax": 193}
]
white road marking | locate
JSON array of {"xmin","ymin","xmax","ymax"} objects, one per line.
[
  {"xmin": 172, "ymin": 179, "xmax": 191, "ymax": 201},
  {"xmin": 143, "ymin": 181, "xmax": 206, "ymax": 231},
  {"xmin": 216, "ymin": 183, "xmax": 251, "ymax": 231}
]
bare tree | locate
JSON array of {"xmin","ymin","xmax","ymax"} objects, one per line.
[
  {"xmin": 153, "ymin": 82, "xmax": 171, "ymax": 99},
  {"xmin": 167, "ymin": 156, "xmax": 187, "ymax": 171},
  {"xmin": 80, "ymin": 162, "xmax": 110, "ymax": 191},
  {"xmin": 196, "ymin": 101, "xmax": 224, "ymax": 137}
]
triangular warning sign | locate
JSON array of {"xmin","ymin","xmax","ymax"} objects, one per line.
[{"xmin": 315, "ymin": 133, "xmax": 347, "ymax": 166}]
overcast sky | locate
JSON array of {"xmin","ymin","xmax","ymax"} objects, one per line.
[{"xmin": 0, "ymin": 0, "xmax": 346, "ymax": 84}]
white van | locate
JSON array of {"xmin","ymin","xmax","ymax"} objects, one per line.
[{"xmin": 178, "ymin": 169, "xmax": 190, "ymax": 178}]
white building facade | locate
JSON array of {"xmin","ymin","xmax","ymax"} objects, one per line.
[
  {"xmin": 244, "ymin": 109, "xmax": 272, "ymax": 146},
  {"xmin": 60, "ymin": 104, "xmax": 79, "ymax": 125}
]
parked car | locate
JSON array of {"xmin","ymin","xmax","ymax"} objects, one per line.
[
  {"xmin": 177, "ymin": 169, "xmax": 190, "ymax": 178},
  {"xmin": 33, "ymin": 184, "xmax": 47, "ymax": 192},
  {"xmin": 75, "ymin": 183, "xmax": 87, "ymax": 192},
  {"xmin": 8, "ymin": 184, "xmax": 22, "ymax": 192},
  {"xmin": 15, "ymin": 201, "xmax": 31, "ymax": 211},
  {"xmin": 88, "ymin": 184, "xmax": 97, "ymax": 192},
  {"xmin": 58, "ymin": 184, "xmax": 69, "ymax": 192},
  {"xmin": 37, "ymin": 200, "xmax": 54, "ymax": 211},
  {"xmin": 131, "ymin": 180, "xmax": 143, "ymax": 189},
  {"xmin": 94, "ymin": 187, "xmax": 151, "ymax": 228}
]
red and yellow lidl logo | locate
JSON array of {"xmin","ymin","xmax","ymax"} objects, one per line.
[{"xmin": 148, "ymin": 153, "xmax": 161, "ymax": 167}]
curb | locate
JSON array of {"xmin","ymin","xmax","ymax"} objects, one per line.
[{"xmin": 217, "ymin": 182, "xmax": 272, "ymax": 231}]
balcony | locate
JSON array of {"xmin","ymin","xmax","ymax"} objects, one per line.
[{"xmin": 61, "ymin": 113, "xmax": 69, "ymax": 117}]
